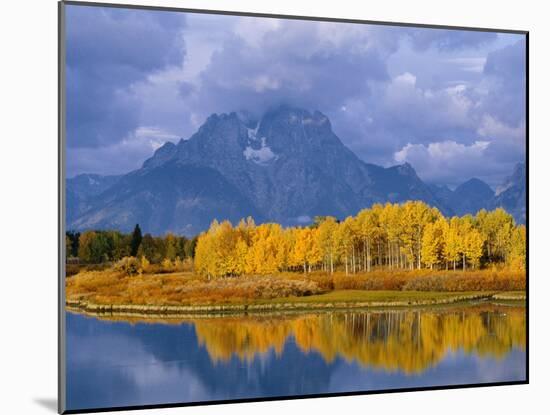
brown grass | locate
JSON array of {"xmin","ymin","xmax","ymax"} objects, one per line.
[
  {"xmin": 279, "ymin": 269, "xmax": 525, "ymax": 292},
  {"xmin": 66, "ymin": 268, "xmax": 525, "ymax": 307},
  {"xmin": 66, "ymin": 271, "xmax": 325, "ymax": 306}
]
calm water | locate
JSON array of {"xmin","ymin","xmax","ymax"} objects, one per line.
[{"xmin": 66, "ymin": 304, "xmax": 526, "ymax": 411}]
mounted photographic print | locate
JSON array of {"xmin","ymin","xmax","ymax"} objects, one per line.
[{"xmin": 59, "ymin": 1, "xmax": 528, "ymax": 413}]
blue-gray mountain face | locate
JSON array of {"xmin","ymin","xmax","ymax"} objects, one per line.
[
  {"xmin": 66, "ymin": 107, "xmax": 526, "ymax": 235},
  {"xmin": 491, "ymin": 163, "xmax": 527, "ymax": 224},
  {"xmin": 66, "ymin": 174, "xmax": 121, "ymax": 225},
  {"xmin": 438, "ymin": 178, "xmax": 495, "ymax": 217}
]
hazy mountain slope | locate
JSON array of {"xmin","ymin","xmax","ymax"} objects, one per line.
[
  {"xmin": 70, "ymin": 161, "xmax": 262, "ymax": 235},
  {"xmin": 66, "ymin": 174, "xmax": 121, "ymax": 224},
  {"xmin": 491, "ymin": 163, "xmax": 526, "ymax": 224},
  {"xmin": 447, "ymin": 178, "xmax": 495, "ymax": 217}
]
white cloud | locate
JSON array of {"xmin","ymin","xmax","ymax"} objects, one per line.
[
  {"xmin": 67, "ymin": 127, "xmax": 179, "ymax": 177},
  {"xmin": 444, "ymin": 57, "xmax": 487, "ymax": 73},
  {"xmin": 381, "ymin": 72, "xmax": 474, "ymax": 131},
  {"xmin": 248, "ymin": 75, "xmax": 281, "ymax": 92},
  {"xmin": 477, "ymin": 114, "xmax": 525, "ymax": 141},
  {"xmin": 234, "ymin": 16, "xmax": 281, "ymax": 48},
  {"xmin": 394, "ymin": 140, "xmax": 495, "ymax": 186},
  {"xmin": 394, "ymin": 72, "xmax": 417, "ymax": 85},
  {"xmin": 395, "ymin": 140, "xmax": 489, "ymax": 163}
]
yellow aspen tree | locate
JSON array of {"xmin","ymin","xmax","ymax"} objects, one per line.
[
  {"xmin": 335, "ymin": 218, "xmax": 355, "ymax": 276},
  {"xmin": 306, "ymin": 227, "xmax": 322, "ymax": 272},
  {"xmin": 378, "ymin": 204, "xmax": 393, "ymax": 268},
  {"xmin": 317, "ymin": 216, "xmax": 338, "ymax": 274},
  {"xmin": 194, "ymin": 230, "xmax": 215, "ymax": 279},
  {"xmin": 292, "ymin": 227, "xmax": 311, "ymax": 274},
  {"xmin": 369, "ymin": 203, "xmax": 385, "ymax": 267},
  {"xmin": 401, "ymin": 201, "xmax": 441, "ymax": 270},
  {"xmin": 476, "ymin": 208, "xmax": 514, "ymax": 263},
  {"xmin": 463, "ymin": 228, "xmax": 485, "ymax": 269},
  {"xmin": 456, "ymin": 217, "xmax": 475, "ymax": 271},
  {"xmin": 508, "ymin": 225, "xmax": 526, "ymax": 271},
  {"xmin": 444, "ymin": 217, "xmax": 461, "ymax": 271},
  {"xmin": 421, "ymin": 218, "xmax": 447, "ymax": 269}
]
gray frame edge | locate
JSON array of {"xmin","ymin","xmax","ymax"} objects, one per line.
[{"xmin": 58, "ymin": 1, "xmax": 67, "ymax": 414}]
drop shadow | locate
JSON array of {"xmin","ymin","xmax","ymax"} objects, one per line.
[{"xmin": 34, "ymin": 398, "xmax": 57, "ymax": 413}]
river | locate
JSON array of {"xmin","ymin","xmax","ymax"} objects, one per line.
[{"xmin": 65, "ymin": 303, "xmax": 526, "ymax": 411}]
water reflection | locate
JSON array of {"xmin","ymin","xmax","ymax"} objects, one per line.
[
  {"xmin": 66, "ymin": 304, "xmax": 526, "ymax": 411},
  {"xmin": 192, "ymin": 306, "xmax": 525, "ymax": 373}
]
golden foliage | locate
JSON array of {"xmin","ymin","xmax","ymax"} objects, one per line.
[{"xmin": 193, "ymin": 204, "xmax": 526, "ymax": 279}]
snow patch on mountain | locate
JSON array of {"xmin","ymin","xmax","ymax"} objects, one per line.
[
  {"xmin": 243, "ymin": 137, "xmax": 278, "ymax": 165},
  {"xmin": 247, "ymin": 123, "xmax": 260, "ymax": 141},
  {"xmin": 87, "ymin": 176, "xmax": 99, "ymax": 186},
  {"xmin": 495, "ymin": 183, "xmax": 511, "ymax": 196}
]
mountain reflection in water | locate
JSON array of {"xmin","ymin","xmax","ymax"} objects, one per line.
[{"xmin": 66, "ymin": 304, "xmax": 526, "ymax": 411}]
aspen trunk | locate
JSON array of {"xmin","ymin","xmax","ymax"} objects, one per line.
[
  {"xmin": 363, "ymin": 239, "xmax": 367, "ymax": 271},
  {"xmin": 367, "ymin": 239, "xmax": 371, "ymax": 272}
]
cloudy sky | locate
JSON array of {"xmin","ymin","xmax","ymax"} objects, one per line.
[{"xmin": 65, "ymin": 4, "xmax": 526, "ymax": 188}]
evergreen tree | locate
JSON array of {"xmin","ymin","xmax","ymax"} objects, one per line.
[{"xmin": 130, "ymin": 224, "xmax": 142, "ymax": 257}]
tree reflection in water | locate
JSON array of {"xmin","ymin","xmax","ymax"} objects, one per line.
[{"xmin": 191, "ymin": 305, "xmax": 525, "ymax": 374}]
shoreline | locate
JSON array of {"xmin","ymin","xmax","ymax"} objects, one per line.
[{"xmin": 66, "ymin": 291, "xmax": 526, "ymax": 320}]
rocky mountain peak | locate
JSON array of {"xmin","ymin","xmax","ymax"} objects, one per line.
[
  {"xmin": 67, "ymin": 107, "xmax": 526, "ymax": 234},
  {"xmin": 394, "ymin": 162, "xmax": 417, "ymax": 176}
]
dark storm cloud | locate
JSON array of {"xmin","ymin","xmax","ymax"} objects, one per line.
[
  {"xmin": 65, "ymin": 8, "xmax": 525, "ymax": 187},
  {"xmin": 388, "ymin": 45, "xmax": 526, "ymax": 187},
  {"xmin": 188, "ymin": 20, "xmax": 394, "ymax": 118},
  {"xmin": 481, "ymin": 39, "xmax": 526, "ymax": 126},
  {"xmin": 184, "ymin": 21, "xmax": 508, "ymax": 173},
  {"xmin": 65, "ymin": 5, "xmax": 186, "ymax": 149}
]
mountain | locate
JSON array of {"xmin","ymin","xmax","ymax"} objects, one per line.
[
  {"xmin": 69, "ymin": 162, "xmax": 262, "ymax": 235},
  {"xmin": 447, "ymin": 178, "xmax": 495, "ymax": 216},
  {"xmin": 491, "ymin": 163, "xmax": 526, "ymax": 224},
  {"xmin": 144, "ymin": 106, "xmax": 447, "ymax": 223},
  {"xmin": 425, "ymin": 164, "xmax": 526, "ymax": 224},
  {"xmin": 66, "ymin": 106, "xmax": 525, "ymax": 235},
  {"xmin": 66, "ymin": 174, "xmax": 121, "ymax": 224},
  {"xmin": 427, "ymin": 184, "xmax": 454, "ymax": 210}
]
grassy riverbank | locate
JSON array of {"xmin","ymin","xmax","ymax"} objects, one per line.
[
  {"xmin": 66, "ymin": 267, "xmax": 525, "ymax": 317},
  {"xmin": 66, "ymin": 290, "xmax": 526, "ymax": 318}
]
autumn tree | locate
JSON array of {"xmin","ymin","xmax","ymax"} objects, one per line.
[
  {"xmin": 164, "ymin": 233, "xmax": 178, "ymax": 261},
  {"xmin": 421, "ymin": 218, "xmax": 447, "ymax": 269},
  {"xmin": 476, "ymin": 208, "xmax": 515, "ymax": 264},
  {"xmin": 462, "ymin": 226, "xmax": 485, "ymax": 269},
  {"xmin": 444, "ymin": 217, "xmax": 461, "ymax": 270},
  {"xmin": 508, "ymin": 225, "xmax": 526, "ymax": 271},
  {"xmin": 137, "ymin": 234, "xmax": 157, "ymax": 262},
  {"xmin": 317, "ymin": 216, "xmax": 338, "ymax": 273},
  {"xmin": 291, "ymin": 227, "xmax": 311, "ymax": 274},
  {"xmin": 78, "ymin": 231, "xmax": 114, "ymax": 263},
  {"xmin": 184, "ymin": 236, "xmax": 198, "ymax": 259},
  {"xmin": 193, "ymin": 203, "xmax": 525, "ymax": 277},
  {"xmin": 335, "ymin": 217, "xmax": 357, "ymax": 275}
]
